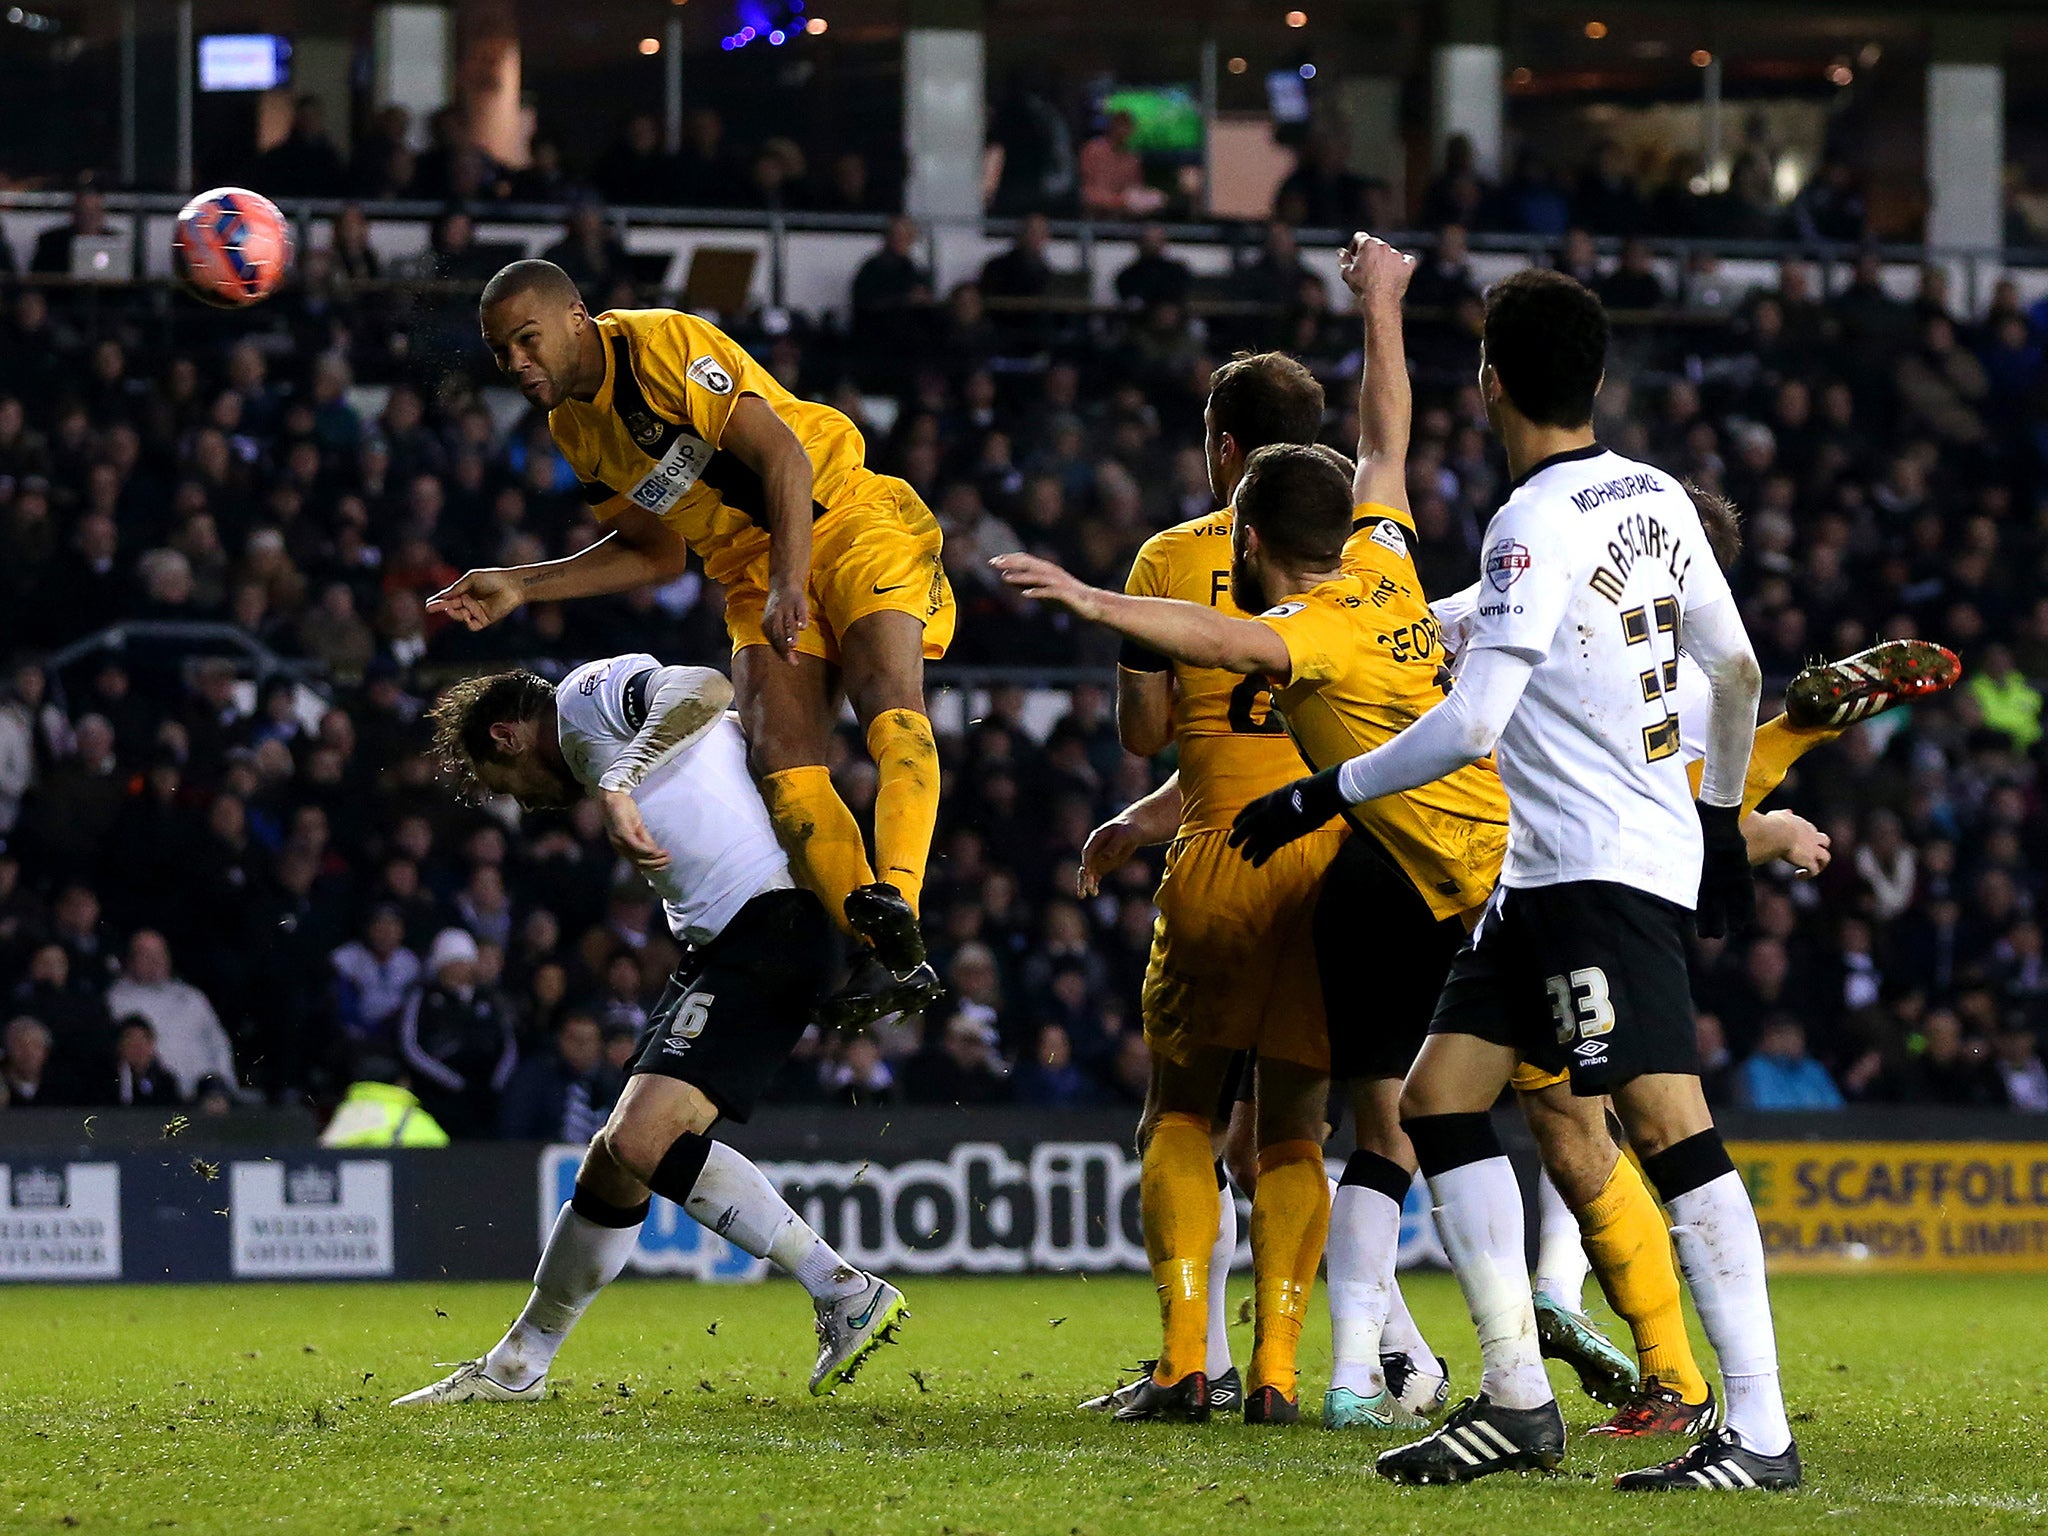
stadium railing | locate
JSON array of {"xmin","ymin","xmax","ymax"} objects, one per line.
[{"xmin": 5, "ymin": 190, "xmax": 2044, "ymax": 322}]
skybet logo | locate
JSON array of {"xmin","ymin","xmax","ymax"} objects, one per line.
[{"xmin": 1485, "ymin": 539, "xmax": 1531, "ymax": 591}]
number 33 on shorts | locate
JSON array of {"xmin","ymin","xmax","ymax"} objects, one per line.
[
  {"xmin": 662, "ymin": 991, "xmax": 716, "ymax": 1056},
  {"xmin": 1546, "ymin": 968, "xmax": 1614, "ymax": 1046}
]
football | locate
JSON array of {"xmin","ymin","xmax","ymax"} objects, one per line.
[{"xmin": 172, "ymin": 186, "xmax": 292, "ymax": 307}]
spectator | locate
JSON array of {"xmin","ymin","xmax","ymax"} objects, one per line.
[
  {"xmin": 851, "ymin": 217, "xmax": 932, "ymax": 335},
  {"xmin": 1907, "ymin": 1009, "xmax": 2003, "ymax": 1106},
  {"xmin": 1114, "ymin": 223, "xmax": 1192, "ymax": 310},
  {"xmin": 1409, "ymin": 224, "xmax": 1480, "ymax": 309},
  {"xmin": 1595, "ymin": 238, "xmax": 1667, "ymax": 309},
  {"xmin": 1230, "ymin": 221, "xmax": 1310, "ymax": 310},
  {"xmin": 904, "ymin": 1009, "xmax": 1012, "ymax": 1105},
  {"xmin": 331, "ymin": 906, "xmax": 423, "ymax": 1050},
  {"xmin": 103, "ymin": 1015, "xmax": 184, "ymax": 1108},
  {"xmin": 399, "ymin": 927, "xmax": 517, "ymax": 1138},
  {"xmin": 1, "ymin": 1015, "xmax": 59, "ymax": 1106},
  {"xmin": 672, "ymin": 108, "xmax": 744, "ymax": 206},
  {"xmin": 1012, "ymin": 1022, "xmax": 1097, "ymax": 1107},
  {"xmin": 29, "ymin": 186, "xmax": 110, "ymax": 274},
  {"xmin": 980, "ymin": 213, "xmax": 1056, "ymax": 306},
  {"xmin": 1078, "ymin": 110, "xmax": 1162, "ymax": 218},
  {"xmin": 498, "ymin": 1009, "xmax": 619, "ymax": 1141},
  {"xmin": 541, "ymin": 202, "xmax": 630, "ymax": 295},
  {"xmin": 820, "ymin": 1031, "xmax": 898, "ymax": 1107},
  {"xmin": 255, "ymin": 96, "xmax": 349, "ymax": 197},
  {"xmin": 1967, "ymin": 645, "xmax": 2043, "ymax": 750},
  {"xmin": 104, "ymin": 930, "xmax": 236, "ymax": 1099},
  {"xmin": 1994, "ymin": 1026, "xmax": 2048, "ymax": 1112},
  {"xmin": 1737, "ymin": 1016, "xmax": 1845, "ymax": 1110}
]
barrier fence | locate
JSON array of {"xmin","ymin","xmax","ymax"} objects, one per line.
[{"xmin": 4, "ymin": 1108, "xmax": 2043, "ymax": 1285}]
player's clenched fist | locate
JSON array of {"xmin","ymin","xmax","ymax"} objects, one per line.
[
  {"xmin": 426, "ymin": 568, "xmax": 525, "ymax": 631},
  {"xmin": 1338, "ymin": 233, "xmax": 1415, "ymax": 308}
]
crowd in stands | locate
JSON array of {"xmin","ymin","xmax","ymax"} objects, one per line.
[{"xmin": 2, "ymin": 202, "xmax": 2047, "ymax": 1135}]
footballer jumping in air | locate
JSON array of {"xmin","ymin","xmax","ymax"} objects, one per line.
[
  {"xmin": 393, "ymin": 656, "xmax": 905, "ymax": 1406},
  {"xmin": 427, "ymin": 262, "xmax": 951, "ymax": 1024}
]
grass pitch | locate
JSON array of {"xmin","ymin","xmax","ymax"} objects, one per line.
[{"xmin": 2, "ymin": 1272, "xmax": 2044, "ymax": 1535}]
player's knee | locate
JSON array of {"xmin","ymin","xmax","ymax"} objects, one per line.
[{"xmin": 1397, "ymin": 1077, "xmax": 1448, "ymax": 1125}]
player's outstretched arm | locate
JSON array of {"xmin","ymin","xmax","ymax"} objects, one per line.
[
  {"xmin": 1228, "ymin": 645, "xmax": 1535, "ymax": 866},
  {"xmin": 427, "ymin": 506, "xmax": 691, "ymax": 630},
  {"xmin": 1342, "ymin": 234, "xmax": 1416, "ymax": 514},
  {"xmin": 992, "ymin": 554, "xmax": 1290, "ymax": 676},
  {"xmin": 1078, "ymin": 772, "xmax": 1183, "ymax": 897},
  {"xmin": 720, "ymin": 395, "xmax": 817, "ymax": 662}
]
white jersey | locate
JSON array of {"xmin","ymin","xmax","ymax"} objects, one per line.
[
  {"xmin": 1463, "ymin": 446, "xmax": 1735, "ymax": 908},
  {"xmin": 555, "ymin": 653, "xmax": 792, "ymax": 945}
]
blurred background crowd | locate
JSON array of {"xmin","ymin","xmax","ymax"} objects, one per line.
[{"xmin": 2, "ymin": 202, "xmax": 2047, "ymax": 1136}]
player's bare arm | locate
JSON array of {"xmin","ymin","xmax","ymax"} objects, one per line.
[
  {"xmin": 1077, "ymin": 772, "xmax": 1184, "ymax": 897},
  {"xmin": 1344, "ymin": 234, "xmax": 1417, "ymax": 514},
  {"xmin": 427, "ymin": 505, "xmax": 692, "ymax": 630},
  {"xmin": 993, "ymin": 553, "xmax": 1291, "ymax": 676},
  {"xmin": 719, "ymin": 393, "xmax": 817, "ymax": 662},
  {"xmin": 1116, "ymin": 665, "xmax": 1176, "ymax": 757}
]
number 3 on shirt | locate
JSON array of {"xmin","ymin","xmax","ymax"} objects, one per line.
[
  {"xmin": 1547, "ymin": 968, "xmax": 1615, "ymax": 1044},
  {"xmin": 1620, "ymin": 596, "xmax": 1682, "ymax": 762}
]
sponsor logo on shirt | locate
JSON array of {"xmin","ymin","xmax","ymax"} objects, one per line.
[
  {"xmin": 1485, "ymin": 538, "xmax": 1530, "ymax": 591},
  {"xmin": 686, "ymin": 356, "xmax": 735, "ymax": 395},
  {"xmin": 1367, "ymin": 519, "xmax": 1408, "ymax": 557},
  {"xmin": 627, "ymin": 430, "xmax": 717, "ymax": 514},
  {"xmin": 1260, "ymin": 601, "xmax": 1307, "ymax": 619}
]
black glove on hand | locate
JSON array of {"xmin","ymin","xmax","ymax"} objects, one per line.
[
  {"xmin": 1695, "ymin": 801, "xmax": 1755, "ymax": 939},
  {"xmin": 1229, "ymin": 765, "xmax": 1347, "ymax": 867}
]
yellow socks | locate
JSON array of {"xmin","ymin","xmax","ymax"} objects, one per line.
[
  {"xmin": 1687, "ymin": 712, "xmax": 1840, "ymax": 814},
  {"xmin": 1247, "ymin": 1138, "xmax": 1329, "ymax": 1401},
  {"xmin": 1142, "ymin": 1111, "xmax": 1219, "ymax": 1385},
  {"xmin": 865, "ymin": 709, "xmax": 940, "ymax": 914},
  {"xmin": 758, "ymin": 766, "xmax": 875, "ymax": 934},
  {"xmin": 1579, "ymin": 1153, "xmax": 1711, "ymax": 1404}
]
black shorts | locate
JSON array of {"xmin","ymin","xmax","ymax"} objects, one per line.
[
  {"xmin": 1428, "ymin": 879, "xmax": 1699, "ymax": 1095},
  {"xmin": 630, "ymin": 887, "xmax": 836, "ymax": 1122},
  {"xmin": 1317, "ymin": 833, "xmax": 1469, "ymax": 1081}
]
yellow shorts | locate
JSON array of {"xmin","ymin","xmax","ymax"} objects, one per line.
[
  {"xmin": 1510, "ymin": 1062, "xmax": 1570, "ymax": 1093},
  {"xmin": 724, "ymin": 475, "xmax": 956, "ymax": 663},
  {"xmin": 1141, "ymin": 827, "xmax": 1347, "ymax": 1072}
]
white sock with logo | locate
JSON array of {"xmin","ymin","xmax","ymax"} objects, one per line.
[
  {"xmin": 1533, "ymin": 1170, "xmax": 1592, "ymax": 1311},
  {"xmin": 1205, "ymin": 1174, "xmax": 1238, "ymax": 1378},
  {"xmin": 485, "ymin": 1203, "xmax": 643, "ymax": 1389},
  {"xmin": 1429, "ymin": 1157, "xmax": 1552, "ymax": 1411},
  {"xmin": 684, "ymin": 1140, "xmax": 867, "ymax": 1304},
  {"xmin": 1666, "ymin": 1171, "xmax": 1792, "ymax": 1455}
]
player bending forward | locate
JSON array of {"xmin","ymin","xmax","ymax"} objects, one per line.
[
  {"xmin": 431, "ymin": 261, "xmax": 951, "ymax": 1024},
  {"xmin": 394, "ymin": 655, "xmax": 906, "ymax": 1406},
  {"xmin": 1235, "ymin": 269, "xmax": 1798, "ymax": 1491}
]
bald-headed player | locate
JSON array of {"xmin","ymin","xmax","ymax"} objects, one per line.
[{"xmin": 429, "ymin": 261, "xmax": 951, "ymax": 1020}]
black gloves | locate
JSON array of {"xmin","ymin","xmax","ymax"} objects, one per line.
[
  {"xmin": 1695, "ymin": 801, "xmax": 1755, "ymax": 939},
  {"xmin": 1228, "ymin": 765, "xmax": 1348, "ymax": 867}
]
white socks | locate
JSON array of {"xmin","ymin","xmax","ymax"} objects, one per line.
[
  {"xmin": 685, "ymin": 1139, "xmax": 867, "ymax": 1305},
  {"xmin": 1205, "ymin": 1176, "xmax": 1238, "ymax": 1378},
  {"xmin": 1428, "ymin": 1156, "xmax": 1552, "ymax": 1411},
  {"xmin": 485, "ymin": 1204, "xmax": 644, "ymax": 1389},
  {"xmin": 1533, "ymin": 1170, "xmax": 1592, "ymax": 1311},
  {"xmin": 1667, "ymin": 1170, "xmax": 1791, "ymax": 1454},
  {"xmin": 1326, "ymin": 1179, "xmax": 1402, "ymax": 1395}
]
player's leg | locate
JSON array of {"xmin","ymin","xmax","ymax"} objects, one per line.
[
  {"xmin": 840, "ymin": 608, "xmax": 940, "ymax": 918},
  {"xmin": 1326, "ymin": 1074, "xmax": 1442, "ymax": 1429},
  {"xmin": 1117, "ymin": 1049, "xmax": 1232, "ymax": 1422},
  {"xmin": 1610, "ymin": 1073, "xmax": 1800, "ymax": 1491},
  {"xmin": 1518, "ymin": 1078, "xmax": 1713, "ymax": 1433},
  {"xmin": 1243, "ymin": 1054, "xmax": 1330, "ymax": 1424},
  {"xmin": 391, "ymin": 1124, "xmax": 655, "ymax": 1405},
  {"xmin": 1376, "ymin": 899, "xmax": 1566, "ymax": 1483},
  {"xmin": 736, "ymin": 641, "xmax": 878, "ymax": 932}
]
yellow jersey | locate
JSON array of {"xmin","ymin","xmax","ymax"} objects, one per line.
[
  {"xmin": 1255, "ymin": 503, "xmax": 1511, "ymax": 920},
  {"xmin": 547, "ymin": 309, "xmax": 879, "ymax": 588},
  {"xmin": 1122, "ymin": 509, "xmax": 1305, "ymax": 836}
]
